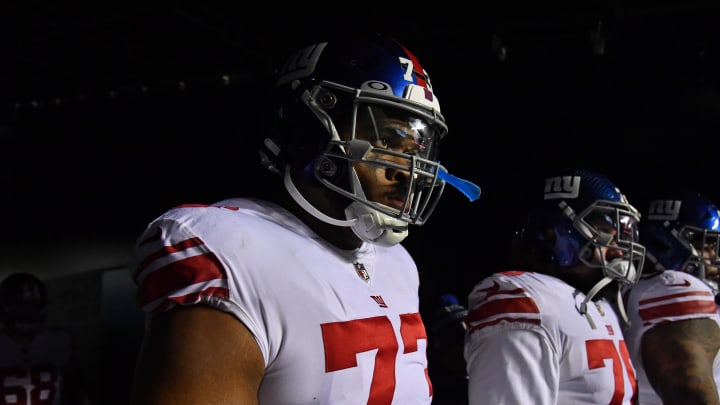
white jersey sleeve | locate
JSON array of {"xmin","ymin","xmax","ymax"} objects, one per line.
[
  {"xmin": 465, "ymin": 323, "xmax": 559, "ymax": 404},
  {"xmin": 465, "ymin": 271, "xmax": 637, "ymax": 405},
  {"xmin": 623, "ymin": 270, "xmax": 720, "ymax": 405},
  {"xmin": 130, "ymin": 198, "xmax": 432, "ymax": 405}
]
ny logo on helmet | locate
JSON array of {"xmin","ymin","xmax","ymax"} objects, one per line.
[
  {"xmin": 647, "ymin": 199, "xmax": 682, "ymax": 221},
  {"xmin": 544, "ymin": 176, "xmax": 580, "ymax": 200}
]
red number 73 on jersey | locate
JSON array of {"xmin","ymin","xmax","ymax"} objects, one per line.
[{"xmin": 321, "ymin": 313, "xmax": 430, "ymax": 405}]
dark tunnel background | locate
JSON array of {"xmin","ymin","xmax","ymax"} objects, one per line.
[{"xmin": 2, "ymin": 2, "xmax": 720, "ymax": 402}]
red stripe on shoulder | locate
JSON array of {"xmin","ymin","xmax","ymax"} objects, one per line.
[
  {"xmin": 135, "ymin": 252, "xmax": 227, "ymax": 308},
  {"xmin": 469, "ymin": 316, "xmax": 541, "ymax": 333},
  {"xmin": 639, "ymin": 299, "xmax": 718, "ymax": 322},
  {"xmin": 176, "ymin": 203, "xmax": 211, "ymax": 208},
  {"xmin": 132, "ymin": 237, "xmax": 204, "ymax": 282},
  {"xmin": 467, "ymin": 295, "xmax": 540, "ymax": 323},
  {"xmin": 167, "ymin": 286, "xmax": 230, "ymax": 307},
  {"xmin": 639, "ymin": 290, "xmax": 712, "ymax": 305},
  {"xmin": 498, "ymin": 270, "xmax": 527, "ymax": 276}
]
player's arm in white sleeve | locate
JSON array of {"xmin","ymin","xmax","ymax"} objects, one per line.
[
  {"xmin": 129, "ymin": 214, "xmax": 266, "ymax": 405},
  {"xmin": 465, "ymin": 327, "xmax": 558, "ymax": 405}
]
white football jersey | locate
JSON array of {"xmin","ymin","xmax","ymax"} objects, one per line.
[
  {"xmin": 0, "ymin": 329, "xmax": 72, "ymax": 405},
  {"xmin": 622, "ymin": 270, "xmax": 720, "ymax": 405},
  {"xmin": 131, "ymin": 198, "xmax": 432, "ymax": 405},
  {"xmin": 464, "ymin": 271, "xmax": 637, "ymax": 405}
]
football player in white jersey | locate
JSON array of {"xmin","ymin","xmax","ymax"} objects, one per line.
[
  {"xmin": 0, "ymin": 272, "xmax": 90, "ymax": 405},
  {"xmin": 622, "ymin": 191, "xmax": 720, "ymax": 405},
  {"xmin": 464, "ymin": 169, "xmax": 646, "ymax": 405},
  {"xmin": 127, "ymin": 34, "xmax": 480, "ymax": 405}
]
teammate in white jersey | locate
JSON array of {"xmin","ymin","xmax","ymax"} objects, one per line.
[
  {"xmin": 464, "ymin": 169, "xmax": 646, "ymax": 404},
  {"xmin": 0, "ymin": 272, "xmax": 90, "ymax": 405},
  {"xmin": 622, "ymin": 191, "xmax": 720, "ymax": 405},
  {"xmin": 127, "ymin": 33, "xmax": 480, "ymax": 404}
]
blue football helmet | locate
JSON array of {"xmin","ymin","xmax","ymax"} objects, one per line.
[
  {"xmin": 259, "ymin": 34, "xmax": 479, "ymax": 246},
  {"xmin": 518, "ymin": 169, "xmax": 646, "ymax": 324},
  {"xmin": 640, "ymin": 191, "xmax": 720, "ymax": 296}
]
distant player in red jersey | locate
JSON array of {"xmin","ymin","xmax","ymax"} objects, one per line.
[
  {"xmin": 622, "ymin": 191, "xmax": 720, "ymax": 405},
  {"xmin": 127, "ymin": 33, "xmax": 480, "ymax": 404},
  {"xmin": 464, "ymin": 169, "xmax": 646, "ymax": 404},
  {"xmin": 0, "ymin": 272, "xmax": 91, "ymax": 405}
]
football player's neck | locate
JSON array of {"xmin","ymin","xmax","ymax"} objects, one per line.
[
  {"xmin": 279, "ymin": 181, "xmax": 363, "ymax": 250},
  {"xmin": 553, "ymin": 265, "xmax": 609, "ymax": 297}
]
